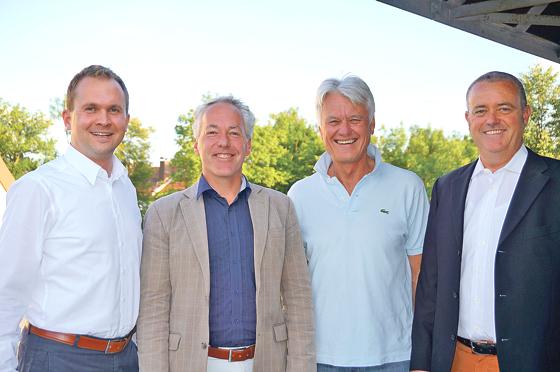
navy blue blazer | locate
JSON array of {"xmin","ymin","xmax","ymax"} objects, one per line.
[{"xmin": 411, "ymin": 148, "xmax": 560, "ymax": 372}]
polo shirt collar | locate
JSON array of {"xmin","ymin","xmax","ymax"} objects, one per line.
[
  {"xmin": 196, "ymin": 174, "xmax": 250, "ymax": 199},
  {"xmin": 314, "ymin": 143, "xmax": 382, "ymax": 177},
  {"xmin": 64, "ymin": 145, "xmax": 127, "ymax": 185},
  {"xmin": 471, "ymin": 144, "xmax": 528, "ymax": 179}
]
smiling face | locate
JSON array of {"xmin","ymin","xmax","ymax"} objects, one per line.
[
  {"xmin": 320, "ymin": 92, "xmax": 374, "ymax": 167},
  {"xmin": 194, "ymin": 102, "xmax": 251, "ymax": 185},
  {"xmin": 466, "ymin": 80, "xmax": 531, "ymax": 172},
  {"xmin": 62, "ymin": 76, "xmax": 129, "ymax": 173}
]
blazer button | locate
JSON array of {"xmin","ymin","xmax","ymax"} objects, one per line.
[
  {"xmin": 201, "ymin": 342, "xmax": 208, "ymax": 349},
  {"xmin": 450, "ymin": 334, "xmax": 456, "ymax": 341},
  {"xmin": 452, "ymin": 291, "xmax": 458, "ymax": 299}
]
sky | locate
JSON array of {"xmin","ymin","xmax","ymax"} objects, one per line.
[{"xmin": 0, "ymin": 0, "xmax": 556, "ymax": 164}]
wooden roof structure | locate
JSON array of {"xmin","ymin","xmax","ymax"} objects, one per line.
[{"xmin": 377, "ymin": 0, "xmax": 560, "ymax": 63}]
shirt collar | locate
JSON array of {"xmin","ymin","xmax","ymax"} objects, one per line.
[
  {"xmin": 196, "ymin": 174, "xmax": 250, "ymax": 199},
  {"xmin": 472, "ymin": 144, "xmax": 528, "ymax": 179},
  {"xmin": 314, "ymin": 143, "xmax": 382, "ymax": 177},
  {"xmin": 64, "ymin": 145, "xmax": 127, "ymax": 185}
]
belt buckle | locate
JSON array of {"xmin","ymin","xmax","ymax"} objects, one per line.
[
  {"xmin": 469, "ymin": 342, "xmax": 480, "ymax": 355},
  {"xmin": 105, "ymin": 340, "xmax": 112, "ymax": 354},
  {"xmin": 470, "ymin": 341, "xmax": 493, "ymax": 355},
  {"xmin": 228, "ymin": 349, "xmax": 233, "ymax": 362}
]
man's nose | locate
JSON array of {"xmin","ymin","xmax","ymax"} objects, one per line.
[
  {"xmin": 96, "ymin": 110, "xmax": 110, "ymax": 126},
  {"xmin": 217, "ymin": 132, "xmax": 230, "ymax": 146},
  {"xmin": 339, "ymin": 119, "xmax": 352, "ymax": 134}
]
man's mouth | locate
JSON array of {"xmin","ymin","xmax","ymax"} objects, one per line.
[
  {"xmin": 215, "ymin": 153, "xmax": 234, "ymax": 159},
  {"xmin": 335, "ymin": 139, "xmax": 357, "ymax": 145},
  {"xmin": 483, "ymin": 129, "xmax": 505, "ymax": 135},
  {"xmin": 91, "ymin": 132, "xmax": 112, "ymax": 137}
]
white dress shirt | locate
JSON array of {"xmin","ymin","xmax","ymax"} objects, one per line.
[
  {"xmin": 0, "ymin": 146, "xmax": 142, "ymax": 371},
  {"xmin": 458, "ymin": 145, "xmax": 527, "ymax": 342}
]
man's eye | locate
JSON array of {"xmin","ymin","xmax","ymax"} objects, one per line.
[
  {"xmin": 230, "ymin": 131, "xmax": 241, "ymax": 136},
  {"xmin": 499, "ymin": 107, "xmax": 512, "ymax": 113},
  {"xmin": 109, "ymin": 107, "xmax": 122, "ymax": 113},
  {"xmin": 85, "ymin": 106, "xmax": 96, "ymax": 112},
  {"xmin": 327, "ymin": 119, "xmax": 339, "ymax": 126},
  {"xmin": 473, "ymin": 109, "xmax": 485, "ymax": 116}
]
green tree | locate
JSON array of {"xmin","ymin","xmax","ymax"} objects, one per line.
[
  {"xmin": 271, "ymin": 108, "xmax": 324, "ymax": 192},
  {"xmin": 0, "ymin": 99, "xmax": 57, "ymax": 179},
  {"xmin": 520, "ymin": 64, "xmax": 560, "ymax": 158},
  {"xmin": 171, "ymin": 110, "xmax": 201, "ymax": 187},
  {"xmin": 376, "ymin": 125, "xmax": 477, "ymax": 196},
  {"xmin": 244, "ymin": 108, "xmax": 323, "ymax": 193},
  {"xmin": 244, "ymin": 125, "xmax": 290, "ymax": 189},
  {"xmin": 115, "ymin": 118, "xmax": 154, "ymax": 214}
]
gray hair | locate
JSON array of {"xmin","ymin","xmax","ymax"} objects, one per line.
[
  {"xmin": 466, "ymin": 71, "xmax": 527, "ymax": 108},
  {"xmin": 316, "ymin": 75, "xmax": 376, "ymax": 125},
  {"xmin": 193, "ymin": 96, "xmax": 255, "ymax": 140}
]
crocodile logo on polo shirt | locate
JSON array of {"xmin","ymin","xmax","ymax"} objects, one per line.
[{"xmin": 380, "ymin": 209, "xmax": 389, "ymax": 214}]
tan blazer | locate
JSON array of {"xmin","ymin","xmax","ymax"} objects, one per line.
[{"xmin": 137, "ymin": 182, "xmax": 315, "ymax": 372}]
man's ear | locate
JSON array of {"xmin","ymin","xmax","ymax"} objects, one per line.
[
  {"xmin": 62, "ymin": 109, "xmax": 72, "ymax": 131},
  {"xmin": 522, "ymin": 105, "xmax": 532, "ymax": 128},
  {"xmin": 369, "ymin": 117, "xmax": 376, "ymax": 135}
]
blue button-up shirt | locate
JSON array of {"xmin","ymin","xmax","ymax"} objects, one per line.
[{"xmin": 197, "ymin": 175, "xmax": 256, "ymax": 347}]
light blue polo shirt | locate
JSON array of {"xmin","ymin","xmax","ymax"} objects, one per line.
[{"xmin": 288, "ymin": 144, "xmax": 429, "ymax": 367}]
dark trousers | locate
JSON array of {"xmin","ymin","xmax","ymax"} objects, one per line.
[{"xmin": 17, "ymin": 331, "xmax": 138, "ymax": 372}]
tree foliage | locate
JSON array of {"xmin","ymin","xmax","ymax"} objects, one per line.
[
  {"xmin": 0, "ymin": 99, "xmax": 57, "ymax": 179},
  {"xmin": 245, "ymin": 108, "xmax": 323, "ymax": 193},
  {"xmin": 375, "ymin": 125, "xmax": 477, "ymax": 196},
  {"xmin": 115, "ymin": 118, "xmax": 154, "ymax": 214},
  {"xmin": 520, "ymin": 64, "xmax": 560, "ymax": 158},
  {"xmin": 171, "ymin": 110, "xmax": 201, "ymax": 187}
]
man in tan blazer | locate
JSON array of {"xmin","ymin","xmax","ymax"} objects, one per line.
[{"xmin": 137, "ymin": 96, "xmax": 315, "ymax": 372}]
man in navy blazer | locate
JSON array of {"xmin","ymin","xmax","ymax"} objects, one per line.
[{"xmin": 411, "ymin": 71, "xmax": 560, "ymax": 372}]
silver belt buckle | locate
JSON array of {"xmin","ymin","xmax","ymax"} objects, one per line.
[{"xmin": 105, "ymin": 340, "xmax": 112, "ymax": 354}]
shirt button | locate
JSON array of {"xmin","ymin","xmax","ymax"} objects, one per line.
[{"xmin": 201, "ymin": 342, "xmax": 208, "ymax": 349}]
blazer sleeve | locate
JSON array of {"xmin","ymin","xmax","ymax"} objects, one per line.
[
  {"xmin": 137, "ymin": 203, "xmax": 172, "ymax": 372},
  {"xmin": 281, "ymin": 199, "xmax": 316, "ymax": 372},
  {"xmin": 410, "ymin": 178, "xmax": 441, "ymax": 371}
]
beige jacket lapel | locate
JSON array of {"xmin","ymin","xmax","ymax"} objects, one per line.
[
  {"xmin": 179, "ymin": 182, "xmax": 211, "ymax": 296},
  {"xmin": 248, "ymin": 183, "xmax": 269, "ymax": 292}
]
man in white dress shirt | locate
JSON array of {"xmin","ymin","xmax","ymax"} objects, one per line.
[{"xmin": 0, "ymin": 65, "xmax": 142, "ymax": 372}]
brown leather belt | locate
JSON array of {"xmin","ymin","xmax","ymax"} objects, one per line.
[
  {"xmin": 28, "ymin": 324, "xmax": 134, "ymax": 354},
  {"xmin": 208, "ymin": 345, "xmax": 255, "ymax": 362}
]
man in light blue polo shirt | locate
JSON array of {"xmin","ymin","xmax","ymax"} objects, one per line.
[{"xmin": 288, "ymin": 75, "xmax": 429, "ymax": 372}]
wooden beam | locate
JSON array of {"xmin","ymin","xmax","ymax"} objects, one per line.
[
  {"xmin": 516, "ymin": 5, "xmax": 547, "ymax": 32},
  {"xmin": 453, "ymin": 0, "xmax": 554, "ymax": 18},
  {"xmin": 460, "ymin": 13, "xmax": 560, "ymax": 27}
]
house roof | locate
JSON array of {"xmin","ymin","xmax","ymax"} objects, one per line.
[{"xmin": 377, "ymin": 0, "xmax": 560, "ymax": 63}]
